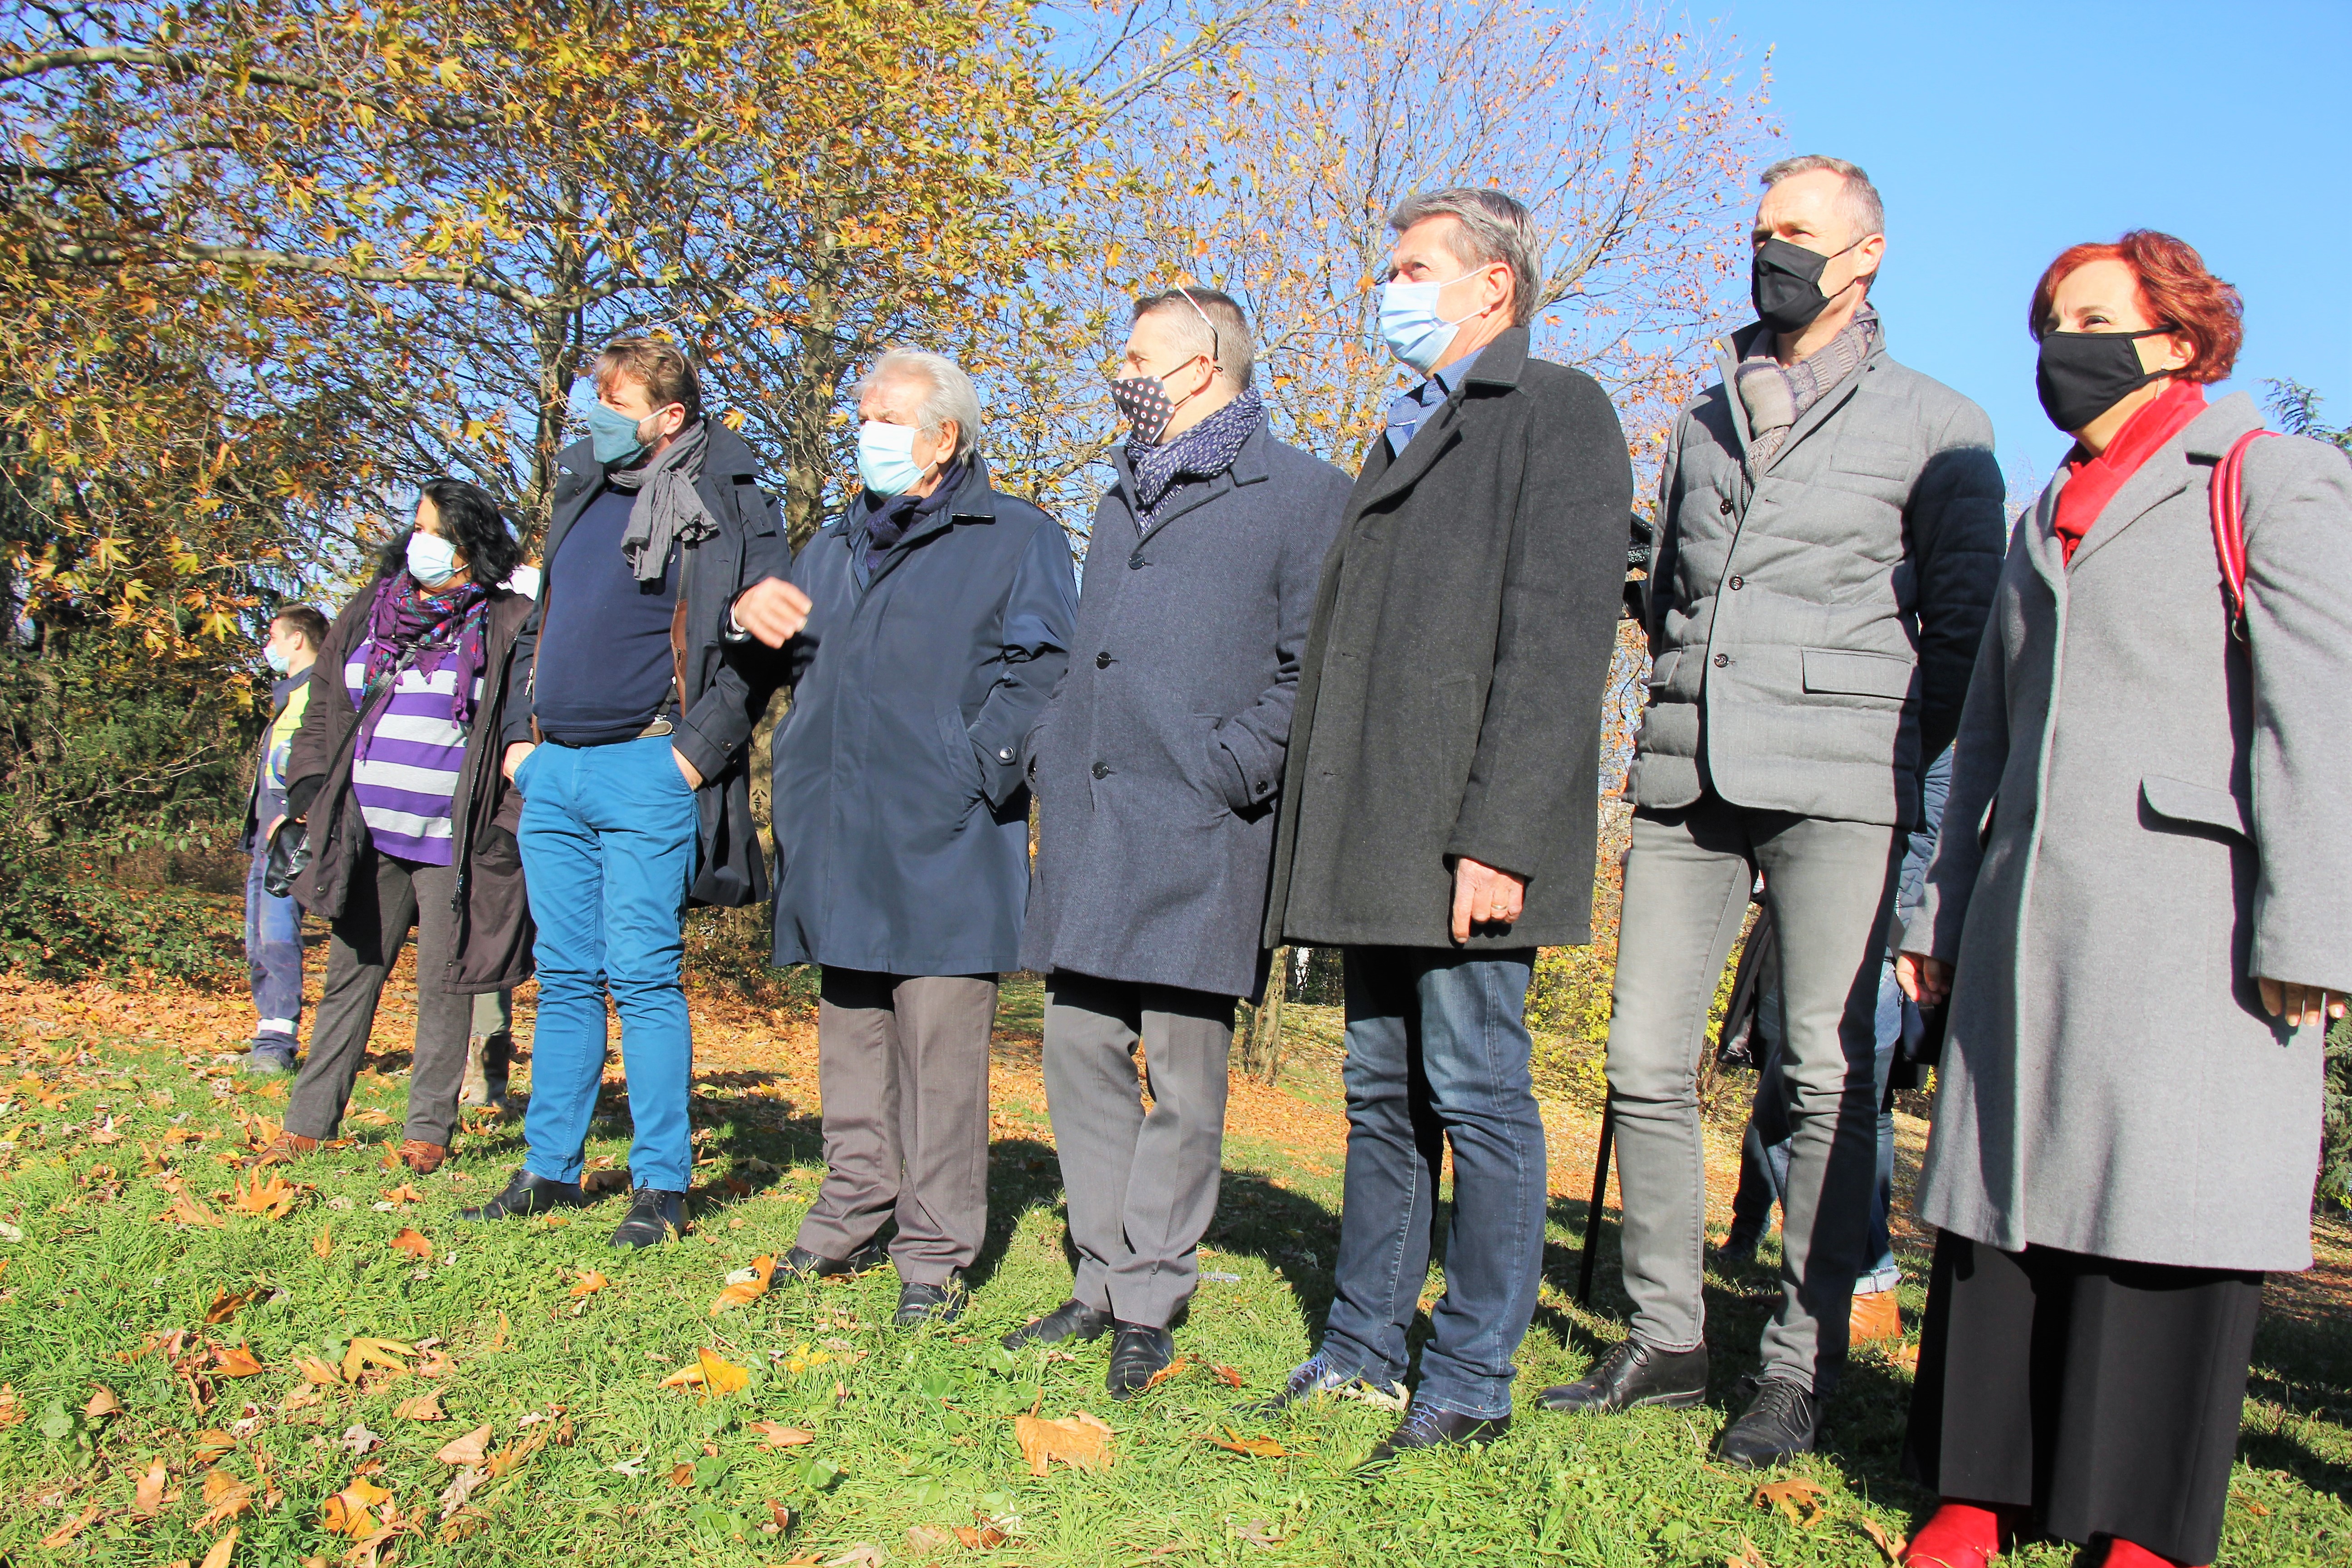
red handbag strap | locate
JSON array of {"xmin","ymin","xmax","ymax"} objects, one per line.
[{"xmin": 2211, "ymin": 427, "xmax": 2278, "ymax": 627}]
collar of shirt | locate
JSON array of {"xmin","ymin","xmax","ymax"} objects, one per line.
[{"xmin": 1384, "ymin": 347, "xmax": 1484, "ymax": 454}]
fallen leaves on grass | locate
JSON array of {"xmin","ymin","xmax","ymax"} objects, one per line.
[
  {"xmin": 39, "ymin": 1503, "xmax": 102, "ymax": 1548},
  {"xmin": 1727, "ymin": 1537, "xmax": 1771, "ymax": 1568},
  {"xmin": 1142, "ymin": 1353, "xmax": 1196, "ymax": 1390},
  {"xmin": 569, "ymin": 1270, "xmax": 610, "ymax": 1298},
  {"xmin": 230, "ymin": 1172, "xmax": 300, "ymax": 1220},
  {"xmin": 388, "ymin": 1228, "xmax": 432, "ymax": 1260},
  {"xmin": 200, "ymin": 1525, "xmax": 239, "ymax": 1568},
  {"xmin": 294, "ymin": 1356, "xmax": 341, "ymax": 1386},
  {"xmin": 0, "ymin": 1384, "xmax": 19, "ymax": 1426},
  {"xmin": 435, "ymin": 1426, "xmax": 492, "ymax": 1467},
  {"xmin": 379, "ymin": 1183, "xmax": 425, "ymax": 1206},
  {"xmin": 392, "ymin": 1391, "xmax": 444, "ymax": 1421},
  {"xmin": 659, "ymin": 1347, "xmax": 750, "ymax": 1397},
  {"xmin": 907, "ymin": 1524, "xmax": 958, "ymax": 1555},
  {"xmin": 84, "ymin": 1385, "xmax": 123, "ymax": 1419},
  {"xmin": 158, "ymin": 1181, "xmax": 227, "ymax": 1228},
  {"xmin": 1753, "ymin": 1476, "xmax": 1827, "ymax": 1529},
  {"xmin": 1209, "ymin": 1363, "xmax": 1244, "ymax": 1388},
  {"xmin": 191, "ymin": 1429, "xmax": 238, "ymax": 1465},
  {"xmin": 956, "ymin": 1522, "xmax": 1009, "ymax": 1549},
  {"xmin": 341, "ymin": 1337, "xmax": 412, "ymax": 1382},
  {"xmin": 1199, "ymin": 1427, "xmax": 1289, "ymax": 1458},
  {"xmin": 204, "ymin": 1287, "xmax": 260, "ymax": 1324},
  {"xmin": 1012, "ymin": 1410, "xmax": 1113, "ymax": 1475},
  {"xmin": 485, "ymin": 1410, "xmax": 573, "ymax": 1478},
  {"xmin": 1857, "ymin": 1515, "xmax": 1908, "ymax": 1564},
  {"xmin": 313, "ymin": 1225, "xmax": 334, "ymax": 1259},
  {"xmin": 319, "ymin": 1476, "xmax": 391, "ymax": 1537},
  {"xmin": 711, "ymin": 1254, "xmax": 777, "ymax": 1314},
  {"xmin": 342, "ymin": 1425, "xmax": 382, "ymax": 1456},
  {"xmin": 199, "ymin": 1468, "xmax": 256, "ymax": 1526},
  {"xmin": 131, "ymin": 1455, "xmax": 169, "ymax": 1517},
  {"xmin": 824, "ymin": 1547, "xmax": 884, "ymax": 1568},
  {"xmin": 750, "ymin": 1421, "xmax": 814, "ymax": 1448},
  {"xmin": 212, "ymin": 1345, "xmax": 265, "ymax": 1378}
]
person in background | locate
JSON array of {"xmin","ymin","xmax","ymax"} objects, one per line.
[
  {"xmin": 1012, "ymin": 288, "xmax": 1350, "ymax": 1393},
  {"xmin": 761, "ymin": 348, "xmax": 1075, "ymax": 1327},
  {"xmin": 1895, "ymin": 232, "xmax": 2352, "ymax": 1568},
  {"xmin": 267, "ymin": 481, "xmax": 535, "ymax": 1175},
  {"xmin": 465, "ymin": 338, "xmax": 797, "ymax": 1247},
  {"xmin": 240, "ymin": 605, "xmax": 328, "ymax": 1077},
  {"xmin": 1254, "ymin": 187, "xmax": 1634, "ymax": 1461},
  {"xmin": 459, "ymin": 560, "xmax": 540, "ymax": 1112},
  {"xmin": 1547, "ymin": 155, "xmax": 2005, "ymax": 1468}
]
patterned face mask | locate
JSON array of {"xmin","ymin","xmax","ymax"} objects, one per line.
[{"xmin": 1109, "ymin": 371, "xmax": 1183, "ymax": 444}]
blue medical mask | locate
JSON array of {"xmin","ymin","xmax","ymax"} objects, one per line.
[
  {"xmin": 1379, "ymin": 274, "xmax": 1483, "ymax": 373},
  {"xmin": 264, "ymin": 647, "xmax": 290, "ymax": 675},
  {"xmin": 587, "ymin": 400, "xmax": 652, "ymax": 466},
  {"xmin": 857, "ymin": 420, "xmax": 931, "ymax": 497},
  {"xmin": 407, "ymin": 529, "xmax": 461, "ymax": 588}
]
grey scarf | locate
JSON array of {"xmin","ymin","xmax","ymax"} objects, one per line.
[
  {"xmin": 1734, "ymin": 304, "xmax": 1879, "ymax": 476},
  {"xmin": 610, "ymin": 419, "xmax": 718, "ymax": 583}
]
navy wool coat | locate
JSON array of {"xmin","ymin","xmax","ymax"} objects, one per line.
[
  {"xmin": 1021, "ymin": 422, "xmax": 1352, "ymax": 999},
  {"xmin": 770, "ymin": 461, "xmax": 1076, "ymax": 976}
]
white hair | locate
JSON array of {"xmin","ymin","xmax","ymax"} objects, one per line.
[{"xmin": 858, "ymin": 349, "xmax": 982, "ymax": 460}]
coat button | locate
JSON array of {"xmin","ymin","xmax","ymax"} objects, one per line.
[
  {"xmin": 1092, "ymin": 762, "xmax": 1109, "ymax": 779},
  {"xmin": 1128, "ymin": 554, "xmax": 1147, "ymax": 569},
  {"xmin": 1713, "ymin": 653, "xmax": 1730, "ymax": 667},
  {"xmin": 1719, "ymin": 497, "xmax": 1734, "ymax": 514},
  {"xmin": 997, "ymin": 747, "xmax": 1013, "ymax": 763},
  {"xmin": 1729, "ymin": 575, "xmax": 1744, "ymax": 590},
  {"xmin": 1095, "ymin": 651, "xmax": 1111, "ymax": 668}
]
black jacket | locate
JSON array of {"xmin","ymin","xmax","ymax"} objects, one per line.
[
  {"xmin": 1265, "ymin": 327, "xmax": 1633, "ymax": 950},
  {"xmin": 503, "ymin": 422, "xmax": 789, "ymax": 908}
]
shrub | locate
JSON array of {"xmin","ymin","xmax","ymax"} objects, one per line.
[{"xmin": 0, "ymin": 848, "xmax": 244, "ymax": 985}]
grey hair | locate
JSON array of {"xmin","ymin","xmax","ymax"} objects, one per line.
[
  {"xmin": 1132, "ymin": 285, "xmax": 1255, "ymax": 392},
  {"xmin": 858, "ymin": 348, "xmax": 982, "ymax": 460},
  {"xmin": 1759, "ymin": 154, "xmax": 1886, "ymax": 243},
  {"xmin": 1387, "ymin": 187, "xmax": 1543, "ymax": 327}
]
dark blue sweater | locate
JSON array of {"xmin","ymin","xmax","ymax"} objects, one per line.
[{"xmin": 531, "ymin": 489, "xmax": 678, "ymax": 744}]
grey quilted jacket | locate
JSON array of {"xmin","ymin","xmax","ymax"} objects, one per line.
[{"xmin": 1631, "ymin": 322, "xmax": 2008, "ymax": 827}]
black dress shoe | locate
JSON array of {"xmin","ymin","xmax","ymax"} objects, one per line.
[
  {"xmin": 1715, "ymin": 1376, "xmax": 1817, "ymax": 1469},
  {"xmin": 1003, "ymin": 1299, "xmax": 1108, "ymax": 1351},
  {"xmin": 1239, "ymin": 1349, "xmax": 1402, "ymax": 1418},
  {"xmin": 608, "ymin": 1187, "xmax": 686, "ymax": 1248},
  {"xmin": 1536, "ymin": 1337, "xmax": 1708, "ymax": 1413},
  {"xmin": 780, "ymin": 1242, "xmax": 886, "ymax": 1281},
  {"xmin": 894, "ymin": 1276, "xmax": 966, "ymax": 1327},
  {"xmin": 1107, "ymin": 1321, "xmax": 1175, "ymax": 1399},
  {"xmin": 1362, "ymin": 1402, "xmax": 1510, "ymax": 1465},
  {"xmin": 458, "ymin": 1168, "xmax": 585, "ymax": 1222}
]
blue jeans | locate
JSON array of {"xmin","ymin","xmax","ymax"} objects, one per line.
[
  {"xmin": 245, "ymin": 847, "xmax": 305, "ymax": 1051},
  {"xmin": 1730, "ymin": 958, "xmax": 1904, "ymax": 1294},
  {"xmin": 515, "ymin": 736, "xmax": 702, "ymax": 1193},
  {"xmin": 1321, "ymin": 947, "xmax": 1545, "ymax": 1420}
]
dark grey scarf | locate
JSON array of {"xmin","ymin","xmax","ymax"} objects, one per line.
[
  {"xmin": 610, "ymin": 418, "xmax": 718, "ymax": 582},
  {"xmin": 1734, "ymin": 304, "xmax": 1879, "ymax": 476},
  {"xmin": 1127, "ymin": 386, "xmax": 1266, "ymax": 532}
]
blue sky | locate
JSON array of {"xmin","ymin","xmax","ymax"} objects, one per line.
[{"xmin": 1726, "ymin": 0, "xmax": 2352, "ymax": 490}]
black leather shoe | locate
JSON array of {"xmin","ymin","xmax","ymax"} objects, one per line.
[
  {"xmin": 1536, "ymin": 1337, "xmax": 1708, "ymax": 1413},
  {"xmin": 1715, "ymin": 1376, "xmax": 1817, "ymax": 1469},
  {"xmin": 894, "ymin": 1276, "xmax": 966, "ymax": 1327},
  {"xmin": 1239, "ymin": 1350, "xmax": 1400, "ymax": 1418},
  {"xmin": 1003, "ymin": 1298, "xmax": 1108, "ymax": 1351},
  {"xmin": 1362, "ymin": 1402, "xmax": 1510, "ymax": 1465},
  {"xmin": 458, "ymin": 1168, "xmax": 585, "ymax": 1223},
  {"xmin": 780, "ymin": 1242, "xmax": 886, "ymax": 1281},
  {"xmin": 608, "ymin": 1187, "xmax": 686, "ymax": 1248},
  {"xmin": 1107, "ymin": 1321, "xmax": 1175, "ymax": 1399}
]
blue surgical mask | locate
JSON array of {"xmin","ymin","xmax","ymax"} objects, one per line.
[
  {"xmin": 857, "ymin": 420, "xmax": 930, "ymax": 497},
  {"xmin": 587, "ymin": 400, "xmax": 652, "ymax": 466},
  {"xmin": 264, "ymin": 647, "xmax": 290, "ymax": 675},
  {"xmin": 1379, "ymin": 274, "xmax": 1483, "ymax": 373},
  {"xmin": 407, "ymin": 530, "xmax": 461, "ymax": 588}
]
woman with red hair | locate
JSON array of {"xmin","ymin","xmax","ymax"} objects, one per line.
[{"xmin": 1893, "ymin": 231, "xmax": 2352, "ymax": 1568}]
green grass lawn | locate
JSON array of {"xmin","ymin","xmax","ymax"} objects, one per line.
[{"xmin": 3, "ymin": 969, "xmax": 2348, "ymax": 1566}]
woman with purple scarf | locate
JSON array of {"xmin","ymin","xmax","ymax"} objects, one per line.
[{"xmin": 267, "ymin": 480, "xmax": 538, "ymax": 1176}]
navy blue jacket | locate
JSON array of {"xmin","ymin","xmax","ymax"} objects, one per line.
[
  {"xmin": 770, "ymin": 460, "xmax": 1076, "ymax": 975},
  {"xmin": 1022, "ymin": 422, "xmax": 1350, "ymax": 999}
]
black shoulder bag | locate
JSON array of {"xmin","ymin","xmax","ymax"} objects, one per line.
[{"xmin": 263, "ymin": 654, "xmax": 412, "ymax": 898}]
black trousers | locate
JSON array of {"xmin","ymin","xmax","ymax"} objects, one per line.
[{"xmin": 1903, "ymin": 1232, "xmax": 2263, "ymax": 1565}]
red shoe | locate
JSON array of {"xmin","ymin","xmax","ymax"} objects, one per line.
[
  {"xmin": 1902, "ymin": 1501, "xmax": 2006, "ymax": 1568},
  {"xmin": 2097, "ymin": 1538, "xmax": 2195, "ymax": 1568}
]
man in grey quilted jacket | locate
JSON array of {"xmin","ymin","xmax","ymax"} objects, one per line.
[{"xmin": 1541, "ymin": 155, "xmax": 2006, "ymax": 1467}]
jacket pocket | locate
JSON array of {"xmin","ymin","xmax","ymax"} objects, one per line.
[
  {"xmin": 1800, "ymin": 647, "xmax": 1916, "ymax": 702},
  {"xmin": 1830, "ymin": 439, "xmax": 1915, "ymax": 480},
  {"xmin": 1646, "ymin": 650, "xmax": 1682, "ymax": 695},
  {"xmin": 938, "ymin": 710, "xmax": 983, "ymax": 801},
  {"xmin": 2140, "ymin": 775, "xmax": 2251, "ymax": 841}
]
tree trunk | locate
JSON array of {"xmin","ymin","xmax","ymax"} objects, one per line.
[{"xmin": 1240, "ymin": 946, "xmax": 1289, "ymax": 1085}]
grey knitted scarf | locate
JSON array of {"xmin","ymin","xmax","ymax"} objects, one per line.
[
  {"xmin": 1734, "ymin": 304, "xmax": 1879, "ymax": 476},
  {"xmin": 610, "ymin": 418, "xmax": 718, "ymax": 583}
]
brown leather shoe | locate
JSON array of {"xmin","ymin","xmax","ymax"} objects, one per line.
[
  {"xmin": 397, "ymin": 1139, "xmax": 449, "ymax": 1176},
  {"xmin": 1850, "ymin": 1287, "xmax": 1902, "ymax": 1344},
  {"xmin": 256, "ymin": 1133, "xmax": 320, "ymax": 1164}
]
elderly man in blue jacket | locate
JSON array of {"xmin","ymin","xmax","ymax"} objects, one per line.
[
  {"xmin": 1009, "ymin": 287, "xmax": 1351, "ymax": 1395},
  {"xmin": 756, "ymin": 349, "xmax": 1076, "ymax": 1327}
]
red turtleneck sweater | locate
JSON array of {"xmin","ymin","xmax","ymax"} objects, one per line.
[{"xmin": 2051, "ymin": 378, "xmax": 2208, "ymax": 566}]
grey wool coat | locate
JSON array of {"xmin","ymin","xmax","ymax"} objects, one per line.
[
  {"xmin": 1906, "ymin": 393, "xmax": 2352, "ymax": 1274},
  {"xmin": 1022, "ymin": 421, "xmax": 1352, "ymax": 999},
  {"xmin": 1632, "ymin": 323, "xmax": 2008, "ymax": 827},
  {"xmin": 1265, "ymin": 327, "xmax": 1634, "ymax": 950}
]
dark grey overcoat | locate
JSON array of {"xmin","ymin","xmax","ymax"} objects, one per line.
[
  {"xmin": 1264, "ymin": 327, "xmax": 1633, "ymax": 950},
  {"xmin": 1021, "ymin": 422, "xmax": 1351, "ymax": 999},
  {"xmin": 1907, "ymin": 393, "xmax": 2352, "ymax": 1273}
]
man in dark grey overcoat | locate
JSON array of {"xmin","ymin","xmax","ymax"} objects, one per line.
[
  {"xmin": 1013, "ymin": 287, "xmax": 1351, "ymax": 1396},
  {"xmin": 1255, "ymin": 189, "xmax": 1633, "ymax": 1460},
  {"xmin": 1540, "ymin": 156, "xmax": 2006, "ymax": 1467}
]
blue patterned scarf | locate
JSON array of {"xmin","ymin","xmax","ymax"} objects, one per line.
[{"xmin": 1127, "ymin": 387, "xmax": 1266, "ymax": 532}]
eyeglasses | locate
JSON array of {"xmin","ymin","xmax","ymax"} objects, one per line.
[{"xmin": 1172, "ymin": 286, "xmax": 1220, "ymax": 374}]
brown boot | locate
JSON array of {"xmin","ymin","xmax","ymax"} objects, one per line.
[
  {"xmin": 397, "ymin": 1139, "xmax": 449, "ymax": 1176},
  {"xmin": 256, "ymin": 1133, "xmax": 320, "ymax": 1164},
  {"xmin": 1849, "ymin": 1287, "xmax": 1902, "ymax": 1344}
]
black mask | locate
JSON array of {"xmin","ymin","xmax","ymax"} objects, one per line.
[
  {"xmin": 1750, "ymin": 235, "xmax": 1870, "ymax": 334},
  {"xmin": 2035, "ymin": 329, "xmax": 2171, "ymax": 434}
]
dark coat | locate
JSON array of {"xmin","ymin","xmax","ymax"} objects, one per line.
[
  {"xmin": 771, "ymin": 460, "xmax": 1077, "ymax": 976},
  {"xmin": 1265, "ymin": 327, "xmax": 1632, "ymax": 951},
  {"xmin": 1022, "ymin": 422, "xmax": 1351, "ymax": 999},
  {"xmin": 501, "ymin": 423, "xmax": 790, "ymax": 908},
  {"xmin": 285, "ymin": 583, "xmax": 535, "ymax": 993}
]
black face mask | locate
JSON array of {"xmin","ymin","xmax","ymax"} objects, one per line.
[
  {"xmin": 2035, "ymin": 329, "xmax": 2171, "ymax": 434},
  {"xmin": 1750, "ymin": 234, "xmax": 1871, "ymax": 334}
]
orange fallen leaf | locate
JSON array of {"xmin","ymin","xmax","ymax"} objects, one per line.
[
  {"xmin": 435, "ymin": 1425, "xmax": 492, "ymax": 1467},
  {"xmin": 230, "ymin": 1172, "xmax": 300, "ymax": 1220},
  {"xmin": 132, "ymin": 1454, "xmax": 169, "ymax": 1517},
  {"xmin": 199, "ymin": 1525, "xmax": 239, "ymax": 1568},
  {"xmin": 1012, "ymin": 1410, "xmax": 1113, "ymax": 1475},
  {"xmin": 569, "ymin": 1270, "xmax": 610, "ymax": 1298},
  {"xmin": 1857, "ymin": 1516, "xmax": 1908, "ymax": 1565},
  {"xmin": 84, "ymin": 1384, "xmax": 123, "ymax": 1418},
  {"xmin": 319, "ymin": 1475, "xmax": 391, "ymax": 1537},
  {"xmin": 200, "ymin": 1468, "xmax": 256, "ymax": 1526},
  {"xmin": 191, "ymin": 1429, "xmax": 238, "ymax": 1465},
  {"xmin": 1142, "ymin": 1353, "xmax": 1196, "ymax": 1390},
  {"xmin": 393, "ymin": 1391, "xmax": 445, "ymax": 1421},
  {"xmin": 1209, "ymin": 1363, "xmax": 1244, "ymax": 1388},
  {"xmin": 204, "ymin": 1287, "xmax": 260, "ymax": 1324},
  {"xmin": 750, "ymin": 1421, "xmax": 814, "ymax": 1448},
  {"xmin": 388, "ymin": 1228, "xmax": 432, "ymax": 1260},
  {"xmin": 669, "ymin": 1462, "xmax": 695, "ymax": 1487},
  {"xmin": 955, "ymin": 1524, "xmax": 1009, "ymax": 1549},
  {"xmin": 380, "ymin": 1183, "xmax": 425, "ymax": 1205},
  {"xmin": 294, "ymin": 1356, "xmax": 340, "ymax": 1386},
  {"xmin": 1728, "ymin": 1537, "xmax": 1772, "ymax": 1568},
  {"xmin": 417, "ymin": 1348, "xmax": 456, "ymax": 1378},
  {"xmin": 1754, "ymin": 1476, "xmax": 1827, "ymax": 1529},
  {"xmin": 213, "ymin": 1345, "xmax": 265, "ymax": 1378},
  {"xmin": 39, "ymin": 1503, "xmax": 102, "ymax": 1548},
  {"xmin": 659, "ymin": 1347, "xmax": 751, "ymax": 1397},
  {"xmin": 159, "ymin": 1190, "xmax": 227, "ymax": 1228},
  {"xmin": 710, "ymin": 1254, "xmax": 778, "ymax": 1315},
  {"xmin": 312, "ymin": 1225, "xmax": 334, "ymax": 1259},
  {"xmin": 1200, "ymin": 1426, "xmax": 1289, "ymax": 1458},
  {"xmin": 0, "ymin": 1383, "xmax": 20, "ymax": 1427},
  {"xmin": 341, "ymin": 1337, "xmax": 413, "ymax": 1382},
  {"xmin": 440, "ymin": 1507, "xmax": 490, "ymax": 1543}
]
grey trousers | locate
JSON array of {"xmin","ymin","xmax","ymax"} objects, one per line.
[
  {"xmin": 286, "ymin": 849, "xmax": 474, "ymax": 1149},
  {"xmin": 1605, "ymin": 791, "xmax": 1900, "ymax": 1392},
  {"xmin": 1040, "ymin": 971, "xmax": 1237, "ymax": 1328},
  {"xmin": 794, "ymin": 967, "xmax": 998, "ymax": 1285}
]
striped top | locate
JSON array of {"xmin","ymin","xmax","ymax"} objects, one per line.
[{"xmin": 345, "ymin": 640, "xmax": 480, "ymax": 865}]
